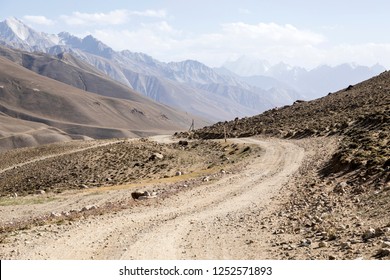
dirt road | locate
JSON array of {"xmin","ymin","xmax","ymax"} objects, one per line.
[
  {"xmin": 1, "ymin": 137, "xmax": 305, "ymax": 259},
  {"xmin": 0, "ymin": 139, "xmax": 122, "ymax": 175}
]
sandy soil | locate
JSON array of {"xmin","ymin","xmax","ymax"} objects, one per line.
[{"xmin": 0, "ymin": 137, "xmax": 308, "ymax": 259}]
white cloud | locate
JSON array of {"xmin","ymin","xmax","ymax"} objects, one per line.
[
  {"xmin": 60, "ymin": 10, "xmax": 129, "ymax": 26},
  {"xmin": 60, "ymin": 9, "xmax": 167, "ymax": 26},
  {"xmin": 175, "ymin": 22, "xmax": 327, "ymax": 66},
  {"xmin": 129, "ymin": 9, "xmax": 167, "ymax": 18},
  {"xmin": 220, "ymin": 22, "xmax": 326, "ymax": 45},
  {"xmin": 90, "ymin": 20, "xmax": 389, "ymax": 69},
  {"xmin": 23, "ymin": 15, "xmax": 54, "ymax": 26},
  {"xmin": 92, "ymin": 21, "xmax": 181, "ymax": 56}
]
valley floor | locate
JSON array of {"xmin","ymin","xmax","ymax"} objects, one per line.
[{"xmin": 0, "ymin": 136, "xmax": 388, "ymax": 260}]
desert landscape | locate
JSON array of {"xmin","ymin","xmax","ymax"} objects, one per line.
[
  {"xmin": 0, "ymin": 116, "xmax": 388, "ymax": 260},
  {"xmin": 0, "ymin": 12, "xmax": 389, "ymax": 261}
]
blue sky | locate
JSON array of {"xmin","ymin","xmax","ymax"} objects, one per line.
[{"xmin": 1, "ymin": 0, "xmax": 390, "ymax": 68}]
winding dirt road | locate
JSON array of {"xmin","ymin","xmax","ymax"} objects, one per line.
[{"xmin": 1, "ymin": 137, "xmax": 305, "ymax": 259}]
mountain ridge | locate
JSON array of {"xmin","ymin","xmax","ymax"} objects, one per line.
[
  {"xmin": 0, "ymin": 17, "xmax": 386, "ymax": 122},
  {"xmin": 223, "ymin": 55, "xmax": 386, "ymax": 99},
  {"xmin": 0, "ymin": 54, "xmax": 208, "ymax": 150},
  {"xmin": 0, "ymin": 17, "xmax": 305, "ymax": 121}
]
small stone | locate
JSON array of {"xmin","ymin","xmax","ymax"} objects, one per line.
[
  {"xmin": 363, "ymin": 228, "xmax": 376, "ymax": 240},
  {"xmin": 380, "ymin": 241, "xmax": 390, "ymax": 248},
  {"xmin": 320, "ymin": 231, "xmax": 328, "ymax": 237},
  {"xmin": 333, "ymin": 182, "xmax": 347, "ymax": 194},
  {"xmin": 178, "ymin": 140, "xmax": 188, "ymax": 146},
  {"xmin": 318, "ymin": 241, "xmax": 328, "ymax": 248},
  {"xmin": 338, "ymin": 224, "xmax": 347, "ymax": 230},
  {"xmin": 245, "ymin": 240, "xmax": 254, "ymax": 245},
  {"xmin": 274, "ymin": 228, "xmax": 285, "ymax": 234},
  {"xmin": 143, "ymin": 191, "xmax": 151, "ymax": 196},
  {"xmin": 374, "ymin": 228, "xmax": 385, "ymax": 237},
  {"xmin": 150, "ymin": 153, "xmax": 164, "ymax": 160},
  {"xmin": 299, "ymin": 239, "xmax": 312, "ymax": 247},
  {"xmin": 374, "ymin": 248, "xmax": 390, "ymax": 258},
  {"xmin": 81, "ymin": 205, "xmax": 98, "ymax": 211},
  {"xmin": 341, "ymin": 242, "xmax": 352, "ymax": 249},
  {"xmin": 175, "ymin": 171, "xmax": 182, "ymax": 176},
  {"xmin": 50, "ymin": 212, "xmax": 61, "ymax": 218},
  {"xmin": 131, "ymin": 191, "xmax": 145, "ymax": 200}
]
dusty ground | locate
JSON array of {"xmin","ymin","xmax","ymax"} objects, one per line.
[
  {"xmin": 0, "ymin": 136, "xmax": 254, "ymax": 197},
  {"xmin": 0, "ymin": 136, "xmax": 388, "ymax": 260},
  {"xmin": 265, "ymin": 137, "xmax": 390, "ymax": 260}
]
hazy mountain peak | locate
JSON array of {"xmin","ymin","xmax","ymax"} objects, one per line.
[
  {"xmin": 82, "ymin": 34, "xmax": 103, "ymax": 45},
  {"xmin": 223, "ymin": 55, "xmax": 271, "ymax": 76},
  {"xmin": 0, "ymin": 17, "xmax": 58, "ymax": 51},
  {"xmin": 57, "ymin": 32, "xmax": 114, "ymax": 59},
  {"xmin": 371, "ymin": 63, "xmax": 386, "ymax": 73},
  {"xmin": 120, "ymin": 50, "xmax": 156, "ymax": 63},
  {"xmin": 166, "ymin": 59, "xmax": 229, "ymax": 85},
  {"xmin": 81, "ymin": 34, "xmax": 113, "ymax": 57},
  {"xmin": 57, "ymin": 32, "xmax": 81, "ymax": 48},
  {"xmin": 169, "ymin": 59, "xmax": 209, "ymax": 71},
  {"xmin": 4, "ymin": 17, "xmax": 31, "ymax": 40}
]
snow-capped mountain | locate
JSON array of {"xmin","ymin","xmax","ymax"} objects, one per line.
[
  {"xmin": 59, "ymin": 32, "xmax": 115, "ymax": 59},
  {"xmin": 223, "ymin": 55, "xmax": 271, "ymax": 77},
  {"xmin": 0, "ymin": 17, "xmax": 58, "ymax": 51},
  {"xmin": 0, "ymin": 17, "xmax": 305, "ymax": 121},
  {"xmin": 167, "ymin": 60, "xmax": 230, "ymax": 85},
  {"xmin": 224, "ymin": 56, "xmax": 386, "ymax": 99}
]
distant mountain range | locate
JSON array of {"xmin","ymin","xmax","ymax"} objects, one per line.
[
  {"xmin": 0, "ymin": 17, "xmax": 215, "ymax": 150},
  {"xmin": 0, "ymin": 50, "xmax": 208, "ymax": 150},
  {"xmin": 0, "ymin": 17, "xmax": 306, "ymax": 121},
  {"xmin": 0, "ymin": 17, "xmax": 386, "ymax": 123},
  {"xmin": 223, "ymin": 56, "xmax": 386, "ymax": 99}
]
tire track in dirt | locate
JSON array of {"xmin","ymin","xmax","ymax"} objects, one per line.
[{"xmin": 1, "ymin": 137, "xmax": 305, "ymax": 259}]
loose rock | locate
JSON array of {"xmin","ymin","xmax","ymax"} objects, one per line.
[{"xmin": 318, "ymin": 241, "xmax": 328, "ymax": 248}]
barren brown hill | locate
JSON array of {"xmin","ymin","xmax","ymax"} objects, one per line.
[
  {"xmin": 0, "ymin": 113, "xmax": 79, "ymax": 151},
  {"xmin": 179, "ymin": 72, "xmax": 390, "ymax": 260},
  {"xmin": 0, "ymin": 45, "xmax": 149, "ymax": 101},
  {"xmin": 188, "ymin": 71, "xmax": 389, "ymax": 184},
  {"xmin": 0, "ymin": 56, "xmax": 205, "ymax": 150}
]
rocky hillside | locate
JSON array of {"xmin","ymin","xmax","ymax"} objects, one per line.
[
  {"xmin": 0, "ymin": 138, "xmax": 257, "ymax": 197},
  {"xmin": 183, "ymin": 70, "xmax": 390, "ymax": 260},
  {"xmin": 188, "ymin": 71, "xmax": 389, "ymax": 184}
]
